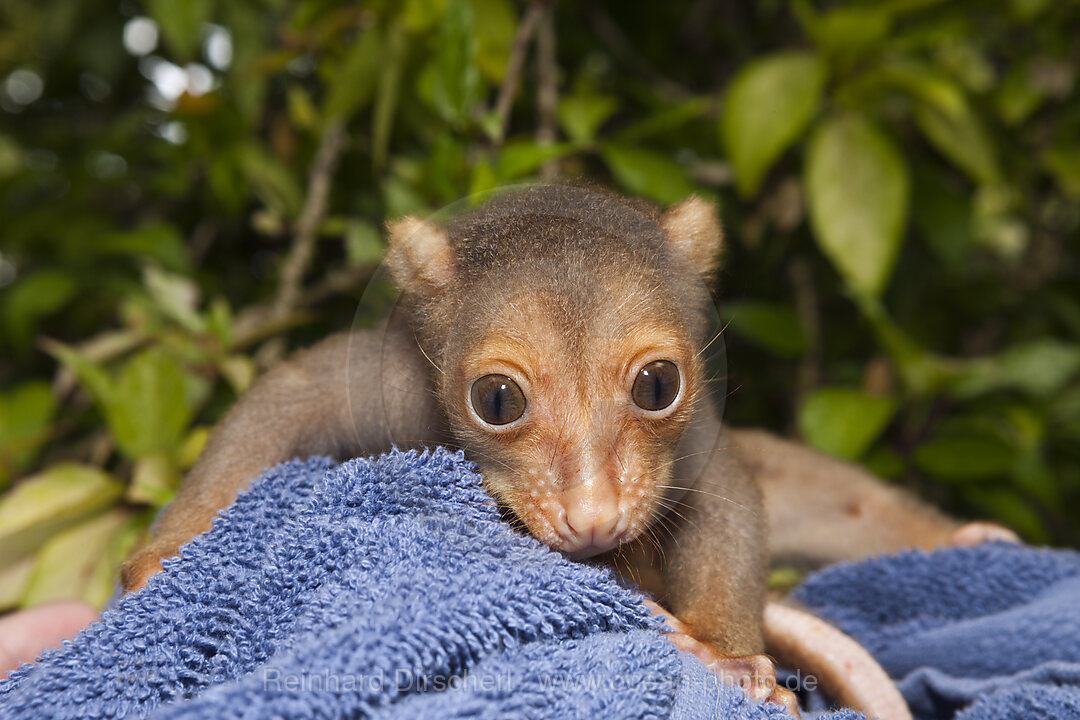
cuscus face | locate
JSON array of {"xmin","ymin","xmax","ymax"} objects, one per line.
[
  {"xmin": 383, "ymin": 185, "xmax": 724, "ymax": 557},
  {"xmin": 443, "ymin": 264, "xmax": 703, "ymax": 556}
]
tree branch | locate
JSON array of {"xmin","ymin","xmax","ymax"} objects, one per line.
[{"xmin": 491, "ymin": 2, "xmax": 544, "ymax": 144}]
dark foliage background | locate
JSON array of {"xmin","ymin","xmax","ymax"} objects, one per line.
[{"xmin": 1, "ymin": 0, "xmax": 1078, "ymax": 608}]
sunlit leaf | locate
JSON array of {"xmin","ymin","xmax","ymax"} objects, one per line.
[
  {"xmin": 0, "ymin": 554, "xmax": 34, "ymax": 611},
  {"xmin": 559, "ymin": 92, "xmax": 618, "ymax": 146},
  {"xmin": 600, "ymin": 143, "xmax": 698, "ymax": 205},
  {"xmin": 20, "ymin": 508, "xmax": 130, "ymax": 607},
  {"xmin": 104, "ymin": 349, "xmax": 194, "ymax": 459},
  {"xmin": 798, "ymin": 387, "xmax": 898, "ymax": 459},
  {"xmin": 344, "ymin": 219, "xmax": 385, "ymax": 265},
  {"xmin": 419, "ymin": 0, "xmax": 481, "ymax": 126},
  {"xmin": 0, "ymin": 464, "xmax": 123, "ymax": 567},
  {"xmin": 720, "ymin": 51, "xmax": 825, "ymax": 197},
  {"xmin": 0, "ymin": 381, "xmax": 55, "ymax": 486},
  {"xmin": 496, "ymin": 140, "xmax": 573, "ymax": 180},
  {"xmin": 127, "ymin": 451, "xmax": 181, "ymax": 507},
  {"xmin": 143, "ymin": 265, "xmax": 205, "ymax": 333},
  {"xmin": 805, "ymin": 114, "xmax": 909, "ymax": 297}
]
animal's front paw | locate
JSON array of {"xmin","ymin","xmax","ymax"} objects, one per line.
[{"xmin": 643, "ymin": 600, "xmax": 801, "ymax": 716}]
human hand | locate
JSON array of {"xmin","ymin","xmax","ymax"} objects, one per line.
[{"xmin": 0, "ymin": 600, "xmax": 98, "ymax": 676}]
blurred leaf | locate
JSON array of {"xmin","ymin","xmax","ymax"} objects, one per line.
[
  {"xmin": 559, "ymin": 92, "xmax": 618, "ymax": 146},
  {"xmin": 143, "ymin": 265, "xmax": 205, "ymax": 333},
  {"xmin": 286, "ymin": 84, "xmax": 319, "ymax": 130},
  {"xmin": 911, "ymin": 162, "xmax": 972, "ymax": 269},
  {"xmin": 720, "ymin": 51, "xmax": 825, "ymax": 197},
  {"xmin": 0, "ymin": 463, "xmax": 123, "ymax": 567},
  {"xmin": 798, "ymin": 387, "xmax": 898, "ymax": 460},
  {"xmin": 97, "ymin": 221, "xmax": 190, "ymax": 272},
  {"xmin": 805, "ymin": 114, "xmax": 909, "ymax": 297},
  {"xmin": 600, "ymin": 143, "xmax": 698, "ymax": 205},
  {"xmin": 0, "ymin": 381, "xmax": 55, "ymax": 486},
  {"xmin": 177, "ymin": 426, "xmax": 210, "ymax": 469},
  {"xmin": 914, "ymin": 426, "xmax": 1016, "ymax": 480},
  {"xmin": 1043, "ymin": 145, "xmax": 1080, "ymax": 198},
  {"xmin": 373, "ymin": 19, "xmax": 408, "ymax": 171},
  {"xmin": 720, "ymin": 302, "xmax": 806, "ymax": 357},
  {"xmin": 344, "ymin": 219, "xmax": 384, "ymax": 265},
  {"xmin": 496, "ymin": 140, "xmax": 573, "ymax": 180},
  {"xmin": 127, "ymin": 451, "xmax": 181, "ymax": 506},
  {"xmin": 966, "ymin": 486, "xmax": 1048, "ymax": 543},
  {"xmin": 467, "ymin": 0, "xmax": 516, "ymax": 82},
  {"xmin": 952, "ymin": 340, "xmax": 1080, "ymax": 398},
  {"xmin": 206, "ymin": 298, "xmax": 234, "ymax": 348},
  {"xmin": 324, "ymin": 24, "xmax": 380, "ymax": 123},
  {"xmin": 863, "ymin": 444, "xmax": 906, "ymax": 479},
  {"xmin": 21, "ymin": 508, "xmax": 130, "ymax": 607},
  {"xmin": 1, "ymin": 269, "xmax": 77, "ymax": 351},
  {"xmin": 913, "ymin": 101, "xmax": 1002, "ymax": 185},
  {"xmin": 0, "ymin": 133, "xmax": 23, "ymax": 179},
  {"xmin": 419, "ymin": 0, "xmax": 481, "ymax": 126},
  {"xmin": 795, "ymin": 2, "xmax": 892, "ymax": 53},
  {"xmin": 403, "ymin": 0, "xmax": 447, "ymax": 31},
  {"xmin": 0, "ymin": 554, "xmax": 34, "ymax": 611},
  {"xmin": 217, "ymin": 354, "xmax": 256, "ymax": 394},
  {"xmin": 144, "ymin": 0, "xmax": 212, "ymax": 60},
  {"xmin": 995, "ymin": 61, "xmax": 1045, "ymax": 125},
  {"xmin": 237, "ymin": 144, "xmax": 303, "ymax": 218}
]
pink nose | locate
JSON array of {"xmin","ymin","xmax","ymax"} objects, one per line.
[{"xmin": 557, "ymin": 481, "xmax": 624, "ymax": 556}]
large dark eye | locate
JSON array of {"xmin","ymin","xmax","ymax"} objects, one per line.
[
  {"xmin": 632, "ymin": 360, "xmax": 680, "ymax": 412},
  {"xmin": 470, "ymin": 374, "xmax": 526, "ymax": 426}
]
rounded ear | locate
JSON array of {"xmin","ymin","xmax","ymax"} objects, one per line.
[
  {"xmin": 385, "ymin": 216, "xmax": 456, "ymax": 297},
  {"xmin": 660, "ymin": 195, "xmax": 724, "ymax": 277}
]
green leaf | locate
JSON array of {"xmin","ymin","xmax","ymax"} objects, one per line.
[
  {"xmin": 1, "ymin": 269, "xmax": 77, "ymax": 351},
  {"xmin": 798, "ymin": 387, "xmax": 898, "ymax": 460},
  {"xmin": 913, "ymin": 101, "xmax": 1001, "ymax": 185},
  {"xmin": 0, "ymin": 554, "xmax": 35, "ymax": 611},
  {"xmin": 0, "ymin": 463, "xmax": 123, "ymax": 567},
  {"xmin": 798, "ymin": 4, "xmax": 892, "ymax": 54},
  {"xmin": 805, "ymin": 114, "xmax": 909, "ymax": 297},
  {"xmin": 21, "ymin": 509, "xmax": 131, "ymax": 607},
  {"xmin": 323, "ymin": 25, "xmax": 381, "ymax": 123},
  {"xmin": 237, "ymin": 144, "xmax": 303, "ymax": 218},
  {"xmin": 373, "ymin": 20, "xmax": 408, "ymax": 172},
  {"xmin": 419, "ymin": 0, "xmax": 481, "ymax": 126},
  {"xmin": 719, "ymin": 302, "xmax": 806, "ymax": 357},
  {"xmin": 143, "ymin": 266, "xmax": 205, "ymax": 333},
  {"xmin": 0, "ymin": 381, "xmax": 55, "ymax": 485},
  {"xmin": 127, "ymin": 451, "xmax": 181, "ymax": 507},
  {"xmin": 965, "ymin": 487, "xmax": 1048, "ymax": 543},
  {"xmin": 104, "ymin": 349, "xmax": 194, "ymax": 459},
  {"xmin": 0, "ymin": 133, "xmax": 24, "ymax": 180},
  {"xmin": 600, "ymin": 143, "xmax": 699, "ymax": 205},
  {"xmin": 952, "ymin": 340, "xmax": 1080, "ymax": 398},
  {"xmin": 1043, "ymin": 145, "xmax": 1080, "ymax": 198},
  {"xmin": 344, "ymin": 219, "xmax": 385, "ymax": 265},
  {"xmin": 467, "ymin": 0, "xmax": 516, "ymax": 82},
  {"xmin": 911, "ymin": 162, "xmax": 972, "ymax": 269},
  {"xmin": 914, "ymin": 428, "xmax": 1015, "ymax": 481},
  {"xmin": 496, "ymin": 140, "xmax": 574, "ymax": 180},
  {"xmin": 558, "ymin": 92, "xmax": 618, "ymax": 146},
  {"xmin": 96, "ymin": 222, "xmax": 189, "ymax": 271},
  {"xmin": 144, "ymin": 0, "xmax": 212, "ymax": 60},
  {"xmin": 720, "ymin": 51, "xmax": 826, "ymax": 197},
  {"xmin": 403, "ymin": 0, "xmax": 447, "ymax": 31}
]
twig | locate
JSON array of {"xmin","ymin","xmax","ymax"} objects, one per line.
[
  {"xmin": 272, "ymin": 119, "xmax": 348, "ymax": 321},
  {"xmin": 491, "ymin": 3, "xmax": 544, "ymax": 144},
  {"xmin": 535, "ymin": 4, "xmax": 559, "ymax": 180}
]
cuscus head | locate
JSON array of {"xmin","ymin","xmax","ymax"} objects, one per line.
[{"xmin": 384, "ymin": 185, "xmax": 724, "ymax": 557}]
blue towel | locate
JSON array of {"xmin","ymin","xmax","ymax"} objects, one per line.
[
  {"xmin": 0, "ymin": 448, "xmax": 1075, "ymax": 720},
  {"xmin": 795, "ymin": 544, "xmax": 1080, "ymax": 720}
]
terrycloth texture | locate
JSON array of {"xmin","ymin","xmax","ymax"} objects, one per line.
[
  {"xmin": 796, "ymin": 543, "xmax": 1080, "ymax": 720},
  {"xmin": 0, "ymin": 449, "xmax": 810, "ymax": 720}
]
